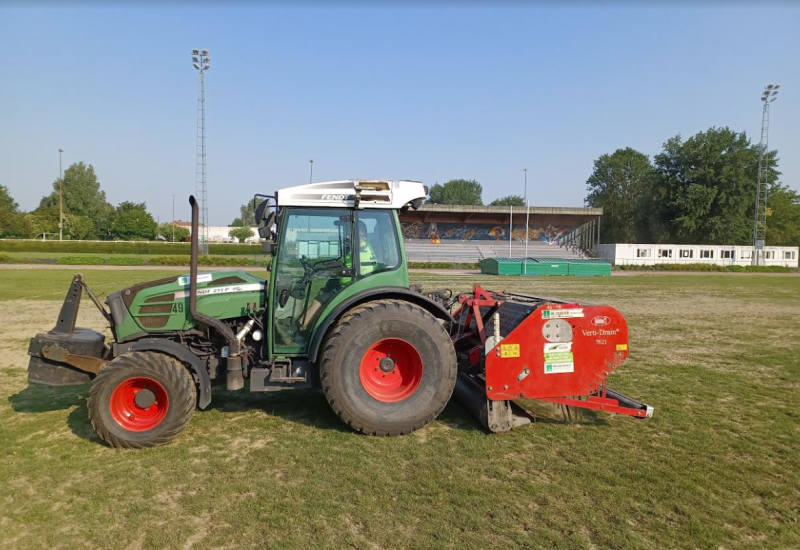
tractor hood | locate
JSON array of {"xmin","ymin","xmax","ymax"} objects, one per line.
[{"xmin": 106, "ymin": 270, "xmax": 266, "ymax": 342}]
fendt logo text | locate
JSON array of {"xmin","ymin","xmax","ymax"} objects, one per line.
[{"xmin": 322, "ymin": 194, "xmax": 347, "ymax": 200}]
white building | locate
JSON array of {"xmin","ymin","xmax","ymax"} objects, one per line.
[
  {"xmin": 596, "ymin": 243, "xmax": 798, "ymax": 268},
  {"xmin": 172, "ymin": 221, "xmax": 260, "ymax": 244}
]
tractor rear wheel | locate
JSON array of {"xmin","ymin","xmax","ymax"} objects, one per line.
[
  {"xmin": 88, "ymin": 351, "xmax": 196, "ymax": 448},
  {"xmin": 320, "ymin": 300, "xmax": 457, "ymax": 435}
]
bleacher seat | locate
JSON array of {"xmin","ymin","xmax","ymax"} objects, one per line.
[{"xmin": 405, "ymin": 239, "xmax": 587, "ymax": 263}]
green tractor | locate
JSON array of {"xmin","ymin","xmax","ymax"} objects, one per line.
[{"xmin": 28, "ymin": 179, "xmax": 652, "ymax": 448}]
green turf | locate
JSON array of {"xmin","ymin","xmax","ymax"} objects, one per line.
[{"xmin": 1, "ymin": 269, "xmax": 798, "ymax": 549}]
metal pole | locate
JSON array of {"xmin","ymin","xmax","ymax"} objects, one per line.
[
  {"xmin": 508, "ymin": 205, "xmax": 512, "ymax": 257},
  {"xmin": 523, "ymin": 168, "xmax": 527, "ymax": 207},
  {"xmin": 58, "ymin": 148, "xmax": 64, "ymax": 241},
  {"xmin": 753, "ymin": 84, "xmax": 780, "ymax": 266},
  {"xmin": 309, "ymin": 159, "xmax": 314, "ymax": 184},
  {"xmin": 524, "ymin": 200, "xmax": 530, "ymax": 274},
  {"xmin": 172, "ymin": 194, "xmax": 175, "ymax": 242}
]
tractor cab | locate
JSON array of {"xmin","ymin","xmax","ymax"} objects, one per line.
[{"xmin": 253, "ymin": 180, "xmax": 425, "ymax": 357}]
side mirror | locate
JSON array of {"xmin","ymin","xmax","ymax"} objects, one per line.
[
  {"xmin": 261, "ymin": 241, "xmax": 276, "ymax": 255},
  {"xmin": 254, "ymin": 199, "xmax": 269, "ymax": 223}
]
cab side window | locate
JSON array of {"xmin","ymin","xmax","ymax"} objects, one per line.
[{"xmin": 356, "ymin": 210, "xmax": 401, "ymax": 277}]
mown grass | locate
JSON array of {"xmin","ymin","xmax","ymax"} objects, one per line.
[{"xmin": 0, "ymin": 269, "xmax": 799, "ymax": 549}]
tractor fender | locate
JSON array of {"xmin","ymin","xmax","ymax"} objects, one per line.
[
  {"xmin": 124, "ymin": 339, "xmax": 212, "ymax": 409},
  {"xmin": 308, "ymin": 287, "xmax": 455, "ymax": 364}
]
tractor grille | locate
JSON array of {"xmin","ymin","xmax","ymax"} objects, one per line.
[
  {"xmin": 144, "ymin": 293, "xmax": 175, "ymax": 303},
  {"xmin": 139, "ymin": 315, "xmax": 169, "ymax": 328},
  {"xmin": 138, "ymin": 304, "xmax": 173, "ymax": 315}
]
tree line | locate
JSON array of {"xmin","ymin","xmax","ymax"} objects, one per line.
[
  {"xmin": 0, "ymin": 162, "xmax": 254, "ymax": 242},
  {"xmin": 421, "ymin": 127, "xmax": 800, "ymax": 248},
  {"xmin": 585, "ymin": 127, "xmax": 799, "ymax": 247}
]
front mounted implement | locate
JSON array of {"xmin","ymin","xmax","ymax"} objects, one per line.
[
  {"xmin": 27, "ymin": 274, "xmax": 111, "ymax": 386},
  {"xmin": 451, "ymin": 285, "xmax": 653, "ymax": 432}
]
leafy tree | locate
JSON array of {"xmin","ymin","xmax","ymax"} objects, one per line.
[
  {"xmin": 27, "ymin": 206, "xmax": 60, "ymax": 238},
  {"xmin": 490, "ymin": 195, "xmax": 525, "ymax": 207},
  {"xmin": 64, "ymin": 214, "xmax": 94, "ymax": 240},
  {"xmin": 0, "ymin": 185, "xmax": 34, "ymax": 238},
  {"xmin": 229, "ymin": 226, "xmax": 255, "ymax": 243},
  {"xmin": 427, "ymin": 179, "xmax": 483, "ymax": 206},
  {"xmin": 37, "ymin": 162, "xmax": 113, "ymax": 239},
  {"xmin": 585, "ymin": 148, "xmax": 654, "ymax": 243},
  {"xmin": 231, "ymin": 202, "xmax": 257, "ymax": 227},
  {"xmin": 765, "ymin": 184, "xmax": 800, "ymax": 248},
  {"xmin": 157, "ymin": 222, "xmax": 190, "ymax": 242},
  {"xmin": 110, "ymin": 201, "xmax": 157, "ymax": 241},
  {"xmin": 651, "ymin": 128, "xmax": 777, "ymax": 244}
]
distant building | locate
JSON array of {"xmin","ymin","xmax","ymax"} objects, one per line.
[
  {"xmin": 170, "ymin": 221, "xmax": 259, "ymax": 244},
  {"xmin": 596, "ymin": 243, "xmax": 799, "ymax": 268}
]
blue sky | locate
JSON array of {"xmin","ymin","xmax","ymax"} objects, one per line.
[{"xmin": 1, "ymin": 3, "xmax": 798, "ymax": 225}]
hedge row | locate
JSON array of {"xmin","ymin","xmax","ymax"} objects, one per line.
[
  {"xmin": 0, "ymin": 253, "xmax": 270, "ymax": 268},
  {"xmin": 407, "ymin": 262, "xmax": 480, "ymax": 270},
  {"xmin": 0, "ymin": 240, "xmax": 262, "ymax": 256},
  {"xmin": 614, "ymin": 263, "xmax": 795, "ymax": 273}
]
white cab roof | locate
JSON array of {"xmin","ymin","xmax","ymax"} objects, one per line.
[{"xmin": 277, "ymin": 180, "xmax": 426, "ymax": 210}]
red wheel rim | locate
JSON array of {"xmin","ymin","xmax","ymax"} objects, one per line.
[
  {"xmin": 359, "ymin": 338, "xmax": 423, "ymax": 403},
  {"xmin": 109, "ymin": 377, "xmax": 169, "ymax": 432}
]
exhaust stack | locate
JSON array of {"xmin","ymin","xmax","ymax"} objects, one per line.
[{"xmin": 189, "ymin": 196, "xmax": 244, "ymax": 390}]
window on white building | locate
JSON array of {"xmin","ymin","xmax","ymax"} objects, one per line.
[
  {"xmin": 658, "ymin": 249, "xmax": 673, "ymax": 259},
  {"xmin": 765, "ymin": 251, "xmax": 775, "ymax": 260},
  {"xmin": 679, "ymin": 249, "xmax": 693, "ymax": 259},
  {"xmin": 636, "ymin": 249, "xmax": 651, "ymax": 258},
  {"xmin": 783, "ymin": 251, "xmax": 796, "ymax": 260},
  {"xmin": 700, "ymin": 250, "xmax": 714, "ymax": 259},
  {"xmin": 721, "ymin": 250, "xmax": 734, "ymax": 259},
  {"xmin": 741, "ymin": 250, "xmax": 752, "ymax": 259}
]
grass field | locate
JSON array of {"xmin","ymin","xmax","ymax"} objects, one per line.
[{"xmin": 1, "ymin": 268, "xmax": 798, "ymax": 549}]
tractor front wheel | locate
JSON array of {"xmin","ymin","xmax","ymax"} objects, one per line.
[
  {"xmin": 88, "ymin": 352, "xmax": 196, "ymax": 448},
  {"xmin": 320, "ymin": 300, "xmax": 457, "ymax": 435}
]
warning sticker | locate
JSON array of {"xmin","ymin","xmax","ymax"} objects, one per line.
[
  {"xmin": 616, "ymin": 343, "xmax": 628, "ymax": 351},
  {"xmin": 500, "ymin": 344, "xmax": 520, "ymax": 358},
  {"xmin": 542, "ymin": 308, "xmax": 584, "ymax": 319},
  {"xmin": 544, "ymin": 351, "xmax": 574, "ymax": 374}
]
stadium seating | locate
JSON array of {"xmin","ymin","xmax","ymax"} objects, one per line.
[{"xmin": 405, "ymin": 239, "xmax": 587, "ymax": 263}]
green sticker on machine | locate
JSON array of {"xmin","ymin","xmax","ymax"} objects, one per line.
[
  {"xmin": 544, "ymin": 352, "xmax": 573, "ymax": 363},
  {"xmin": 544, "ymin": 351, "xmax": 574, "ymax": 374}
]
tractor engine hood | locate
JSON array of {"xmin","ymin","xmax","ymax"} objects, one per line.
[{"xmin": 106, "ymin": 270, "xmax": 266, "ymax": 342}]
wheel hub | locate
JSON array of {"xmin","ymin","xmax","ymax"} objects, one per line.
[
  {"xmin": 379, "ymin": 357, "xmax": 395, "ymax": 373},
  {"xmin": 133, "ymin": 388, "xmax": 156, "ymax": 409}
]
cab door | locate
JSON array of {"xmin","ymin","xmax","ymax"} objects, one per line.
[{"xmin": 269, "ymin": 207, "xmax": 354, "ymax": 355}]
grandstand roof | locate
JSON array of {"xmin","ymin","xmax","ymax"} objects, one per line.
[{"xmin": 399, "ymin": 203, "xmax": 602, "ymax": 225}]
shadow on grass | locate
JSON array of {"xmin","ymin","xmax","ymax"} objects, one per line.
[
  {"xmin": 8, "ymin": 381, "xmax": 602, "ymax": 446},
  {"xmin": 8, "ymin": 382, "xmax": 88, "ymax": 413}
]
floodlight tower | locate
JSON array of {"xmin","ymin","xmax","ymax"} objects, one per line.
[
  {"xmin": 752, "ymin": 84, "xmax": 780, "ymax": 266},
  {"xmin": 192, "ymin": 48, "xmax": 211, "ymax": 255}
]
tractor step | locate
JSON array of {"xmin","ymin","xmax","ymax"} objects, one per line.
[{"xmin": 250, "ymin": 360, "xmax": 313, "ymax": 392}]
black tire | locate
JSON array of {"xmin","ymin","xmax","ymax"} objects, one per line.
[
  {"xmin": 320, "ymin": 300, "xmax": 457, "ymax": 436},
  {"xmin": 87, "ymin": 352, "xmax": 196, "ymax": 448}
]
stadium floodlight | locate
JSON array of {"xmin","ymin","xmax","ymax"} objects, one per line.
[
  {"xmin": 766, "ymin": 84, "xmax": 774, "ymax": 89},
  {"xmin": 201, "ymin": 49, "xmax": 209, "ymax": 55},
  {"xmin": 192, "ymin": 48, "xmax": 199, "ymax": 55},
  {"xmin": 192, "ymin": 56, "xmax": 199, "ymax": 62},
  {"xmin": 203, "ymin": 65, "xmax": 209, "ymax": 70},
  {"xmin": 193, "ymin": 63, "xmax": 200, "ymax": 70}
]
